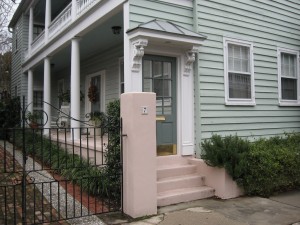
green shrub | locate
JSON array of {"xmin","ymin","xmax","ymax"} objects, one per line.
[
  {"xmin": 201, "ymin": 134, "xmax": 250, "ymax": 181},
  {"xmin": 0, "ymin": 97, "xmax": 21, "ymax": 139},
  {"xmin": 201, "ymin": 133, "xmax": 300, "ymax": 197}
]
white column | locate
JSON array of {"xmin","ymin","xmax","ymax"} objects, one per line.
[
  {"xmin": 44, "ymin": 57, "xmax": 51, "ymax": 135},
  {"xmin": 70, "ymin": 37, "xmax": 81, "ymax": 140},
  {"xmin": 28, "ymin": 7, "xmax": 33, "ymax": 53},
  {"xmin": 45, "ymin": 0, "xmax": 51, "ymax": 41},
  {"xmin": 27, "ymin": 69, "xmax": 33, "ymax": 114},
  {"xmin": 72, "ymin": 0, "xmax": 77, "ymax": 20}
]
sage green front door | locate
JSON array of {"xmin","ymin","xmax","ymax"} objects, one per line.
[{"xmin": 143, "ymin": 55, "xmax": 177, "ymax": 156}]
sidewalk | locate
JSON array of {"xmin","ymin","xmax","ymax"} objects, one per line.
[{"xmin": 103, "ymin": 190, "xmax": 300, "ymax": 225}]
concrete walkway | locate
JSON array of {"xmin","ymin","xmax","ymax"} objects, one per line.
[{"xmin": 118, "ymin": 190, "xmax": 300, "ymax": 225}]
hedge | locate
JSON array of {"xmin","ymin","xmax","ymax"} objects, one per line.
[{"xmin": 201, "ymin": 133, "xmax": 300, "ymax": 197}]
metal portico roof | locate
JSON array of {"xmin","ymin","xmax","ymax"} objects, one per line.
[{"xmin": 127, "ymin": 19, "xmax": 207, "ymax": 39}]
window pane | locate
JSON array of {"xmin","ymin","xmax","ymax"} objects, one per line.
[
  {"xmin": 163, "ymin": 62, "xmax": 171, "ymax": 79},
  {"xmin": 281, "ymin": 78, "xmax": 297, "ymax": 100},
  {"xmin": 163, "ymin": 80, "xmax": 171, "ymax": 98},
  {"xmin": 228, "ymin": 44, "xmax": 249, "ymax": 72},
  {"xmin": 281, "ymin": 53, "xmax": 297, "ymax": 78},
  {"xmin": 229, "ymin": 73, "xmax": 251, "ymax": 99},
  {"xmin": 154, "ymin": 79, "xmax": 163, "ymax": 97},
  {"xmin": 163, "ymin": 98, "xmax": 172, "ymax": 115},
  {"xmin": 153, "ymin": 61, "xmax": 162, "ymax": 78},
  {"xmin": 143, "ymin": 60, "xmax": 152, "ymax": 78},
  {"xmin": 143, "ymin": 79, "xmax": 152, "ymax": 92}
]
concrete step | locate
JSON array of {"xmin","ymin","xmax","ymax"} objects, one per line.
[
  {"xmin": 157, "ymin": 164, "xmax": 197, "ymax": 180},
  {"xmin": 157, "ymin": 186, "xmax": 215, "ymax": 207},
  {"xmin": 157, "ymin": 174, "xmax": 205, "ymax": 193},
  {"xmin": 157, "ymin": 155, "xmax": 192, "ymax": 167}
]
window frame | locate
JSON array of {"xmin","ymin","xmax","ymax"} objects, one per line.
[
  {"xmin": 223, "ymin": 37, "xmax": 255, "ymax": 106},
  {"xmin": 277, "ymin": 47, "xmax": 300, "ymax": 106}
]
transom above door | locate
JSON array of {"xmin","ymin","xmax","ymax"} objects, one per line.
[{"xmin": 142, "ymin": 55, "xmax": 177, "ymax": 156}]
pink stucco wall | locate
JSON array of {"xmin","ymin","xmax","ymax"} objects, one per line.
[
  {"xmin": 189, "ymin": 158, "xmax": 243, "ymax": 199},
  {"xmin": 121, "ymin": 92, "xmax": 157, "ymax": 218}
]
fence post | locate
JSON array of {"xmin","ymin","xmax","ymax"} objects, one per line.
[
  {"xmin": 121, "ymin": 92, "xmax": 157, "ymax": 218},
  {"xmin": 21, "ymin": 96, "xmax": 27, "ymax": 225}
]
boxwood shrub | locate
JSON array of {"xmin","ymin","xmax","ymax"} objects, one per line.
[{"xmin": 201, "ymin": 133, "xmax": 300, "ymax": 197}]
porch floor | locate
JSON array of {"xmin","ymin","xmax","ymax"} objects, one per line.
[{"xmin": 49, "ymin": 129, "xmax": 108, "ymax": 165}]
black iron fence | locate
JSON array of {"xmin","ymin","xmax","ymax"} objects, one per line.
[{"xmin": 0, "ymin": 98, "xmax": 122, "ymax": 225}]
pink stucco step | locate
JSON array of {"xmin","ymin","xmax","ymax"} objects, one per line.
[
  {"xmin": 157, "ymin": 186, "xmax": 215, "ymax": 207},
  {"xmin": 157, "ymin": 164, "xmax": 197, "ymax": 180},
  {"xmin": 157, "ymin": 174, "xmax": 205, "ymax": 193}
]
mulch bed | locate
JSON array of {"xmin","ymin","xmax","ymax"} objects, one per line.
[{"xmin": 0, "ymin": 146, "xmax": 69, "ymax": 225}]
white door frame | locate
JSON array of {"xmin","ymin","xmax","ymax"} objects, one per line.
[
  {"xmin": 143, "ymin": 45, "xmax": 195, "ymax": 156},
  {"xmin": 85, "ymin": 70, "xmax": 106, "ymax": 115}
]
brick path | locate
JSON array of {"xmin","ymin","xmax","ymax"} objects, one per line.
[{"xmin": 0, "ymin": 146, "xmax": 69, "ymax": 225}]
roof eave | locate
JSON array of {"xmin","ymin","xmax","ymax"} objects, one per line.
[{"xmin": 9, "ymin": 0, "xmax": 30, "ymax": 28}]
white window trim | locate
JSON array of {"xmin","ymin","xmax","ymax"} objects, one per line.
[
  {"xmin": 277, "ymin": 47, "xmax": 300, "ymax": 106},
  {"xmin": 223, "ymin": 37, "xmax": 255, "ymax": 106}
]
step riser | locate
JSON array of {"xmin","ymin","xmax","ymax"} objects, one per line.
[
  {"xmin": 157, "ymin": 165, "xmax": 197, "ymax": 180},
  {"xmin": 157, "ymin": 189, "xmax": 215, "ymax": 207},
  {"xmin": 158, "ymin": 176, "xmax": 205, "ymax": 193}
]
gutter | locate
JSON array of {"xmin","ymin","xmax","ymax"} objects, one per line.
[{"xmin": 8, "ymin": 0, "xmax": 30, "ymax": 28}]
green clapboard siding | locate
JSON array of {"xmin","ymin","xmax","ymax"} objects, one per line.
[
  {"xmin": 129, "ymin": 0, "xmax": 194, "ymax": 29},
  {"xmin": 197, "ymin": 0, "xmax": 300, "ymax": 143}
]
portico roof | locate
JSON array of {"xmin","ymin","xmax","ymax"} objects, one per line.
[{"xmin": 127, "ymin": 19, "xmax": 207, "ymax": 40}]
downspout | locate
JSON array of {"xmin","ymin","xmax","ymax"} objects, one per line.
[{"xmin": 193, "ymin": 0, "xmax": 202, "ymax": 158}]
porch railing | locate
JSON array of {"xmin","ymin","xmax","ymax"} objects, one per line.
[
  {"xmin": 26, "ymin": 0, "xmax": 102, "ymax": 61},
  {"xmin": 77, "ymin": 0, "xmax": 100, "ymax": 17},
  {"xmin": 48, "ymin": 3, "xmax": 72, "ymax": 39},
  {"xmin": 31, "ymin": 30, "xmax": 45, "ymax": 54}
]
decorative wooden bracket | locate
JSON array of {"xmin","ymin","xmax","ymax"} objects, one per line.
[
  {"xmin": 132, "ymin": 39, "xmax": 148, "ymax": 72},
  {"xmin": 184, "ymin": 46, "xmax": 200, "ymax": 76}
]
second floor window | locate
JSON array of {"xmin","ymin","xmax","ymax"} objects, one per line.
[{"xmin": 33, "ymin": 25, "xmax": 45, "ymax": 40}]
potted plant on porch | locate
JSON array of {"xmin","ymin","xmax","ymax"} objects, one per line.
[
  {"xmin": 89, "ymin": 111, "xmax": 106, "ymax": 136},
  {"xmin": 26, "ymin": 111, "xmax": 43, "ymax": 128},
  {"xmin": 58, "ymin": 90, "xmax": 84, "ymax": 105}
]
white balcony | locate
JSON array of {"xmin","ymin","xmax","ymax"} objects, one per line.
[
  {"xmin": 28, "ymin": 0, "xmax": 102, "ymax": 59},
  {"xmin": 48, "ymin": 3, "xmax": 72, "ymax": 39}
]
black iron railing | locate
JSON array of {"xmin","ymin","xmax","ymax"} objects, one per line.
[{"xmin": 0, "ymin": 97, "xmax": 122, "ymax": 225}]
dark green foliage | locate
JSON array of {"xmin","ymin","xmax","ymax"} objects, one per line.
[
  {"xmin": 0, "ymin": 97, "xmax": 21, "ymax": 138},
  {"xmin": 0, "ymin": 97, "xmax": 21, "ymax": 128},
  {"xmin": 102, "ymin": 100, "xmax": 121, "ymax": 203},
  {"xmin": 201, "ymin": 134, "xmax": 250, "ymax": 182},
  {"xmin": 201, "ymin": 133, "xmax": 300, "ymax": 197}
]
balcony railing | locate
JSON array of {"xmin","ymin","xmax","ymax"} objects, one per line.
[
  {"xmin": 77, "ymin": 0, "xmax": 99, "ymax": 16},
  {"xmin": 49, "ymin": 3, "xmax": 72, "ymax": 39},
  {"xmin": 31, "ymin": 30, "xmax": 45, "ymax": 54},
  {"xmin": 26, "ymin": 0, "xmax": 101, "ymax": 60}
]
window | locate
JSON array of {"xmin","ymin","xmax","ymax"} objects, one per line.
[
  {"xmin": 224, "ymin": 38, "xmax": 255, "ymax": 105},
  {"xmin": 33, "ymin": 24, "xmax": 45, "ymax": 40},
  {"xmin": 277, "ymin": 48, "xmax": 300, "ymax": 106}
]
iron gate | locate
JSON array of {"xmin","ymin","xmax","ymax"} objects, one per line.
[{"xmin": 0, "ymin": 98, "xmax": 122, "ymax": 224}]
